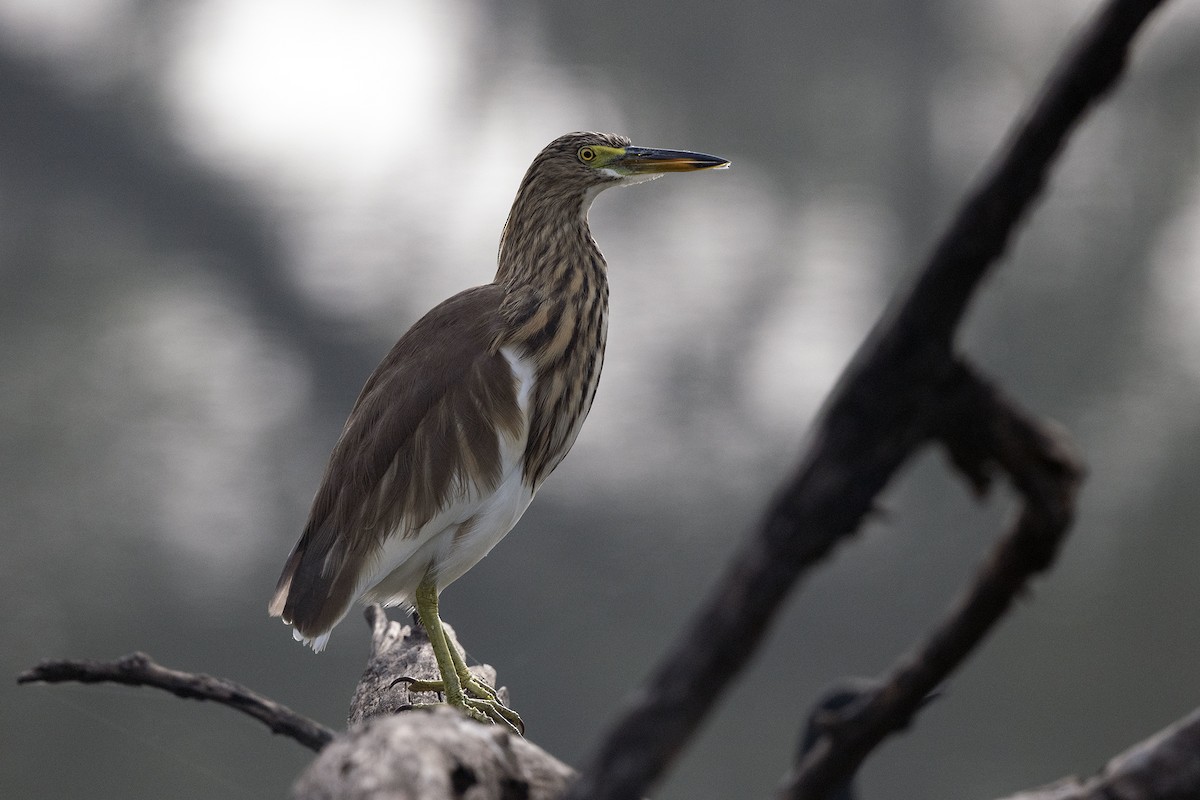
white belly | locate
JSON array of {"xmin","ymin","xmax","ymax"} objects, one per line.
[{"xmin": 359, "ymin": 345, "xmax": 536, "ymax": 607}]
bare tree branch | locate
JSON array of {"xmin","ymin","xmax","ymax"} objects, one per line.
[
  {"xmin": 779, "ymin": 365, "xmax": 1083, "ymax": 799},
  {"xmin": 995, "ymin": 707, "xmax": 1200, "ymax": 800},
  {"xmin": 17, "ymin": 651, "xmax": 335, "ymax": 752},
  {"xmin": 563, "ymin": 2, "xmax": 1170, "ymax": 799},
  {"xmin": 0, "ymin": 45, "xmax": 380, "ymax": 404}
]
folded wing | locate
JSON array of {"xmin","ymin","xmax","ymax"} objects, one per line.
[{"xmin": 269, "ymin": 284, "xmax": 526, "ymax": 644}]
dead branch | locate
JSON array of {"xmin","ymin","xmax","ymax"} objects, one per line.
[
  {"xmin": 17, "ymin": 651, "xmax": 335, "ymax": 752},
  {"xmin": 778, "ymin": 366, "xmax": 1083, "ymax": 799},
  {"xmin": 15, "ymin": 605, "xmax": 565, "ymax": 799},
  {"xmin": 994, "ymin": 707, "xmax": 1200, "ymax": 800},
  {"xmin": 563, "ymin": 2, "xmax": 1170, "ymax": 799},
  {"xmin": 790, "ymin": 679, "xmax": 887, "ymax": 800}
]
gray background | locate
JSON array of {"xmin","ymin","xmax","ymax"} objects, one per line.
[{"xmin": 3, "ymin": 1, "xmax": 1200, "ymax": 798}]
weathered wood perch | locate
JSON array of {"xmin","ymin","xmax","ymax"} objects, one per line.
[
  {"xmin": 295, "ymin": 707, "xmax": 575, "ymax": 800},
  {"xmin": 300, "ymin": 605, "xmax": 576, "ymax": 800},
  {"xmin": 346, "ymin": 604, "xmax": 505, "ymax": 726}
]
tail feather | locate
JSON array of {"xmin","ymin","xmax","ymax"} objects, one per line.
[
  {"xmin": 267, "ymin": 573, "xmax": 291, "ymax": 618},
  {"xmin": 268, "ymin": 543, "xmax": 305, "ymax": 620},
  {"xmin": 268, "ymin": 526, "xmax": 359, "ymax": 651},
  {"xmin": 292, "ymin": 627, "xmax": 332, "ymax": 653}
]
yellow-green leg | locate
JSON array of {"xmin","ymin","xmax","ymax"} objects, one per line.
[{"xmin": 405, "ymin": 580, "xmax": 524, "ymax": 735}]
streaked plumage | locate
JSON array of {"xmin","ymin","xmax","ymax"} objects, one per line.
[{"xmin": 270, "ymin": 132, "xmax": 727, "ymax": 728}]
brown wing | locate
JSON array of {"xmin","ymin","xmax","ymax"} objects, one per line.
[{"xmin": 269, "ymin": 283, "xmax": 524, "ymax": 639}]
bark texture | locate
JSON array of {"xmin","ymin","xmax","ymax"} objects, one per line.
[{"xmin": 294, "ymin": 707, "xmax": 574, "ymax": 800}]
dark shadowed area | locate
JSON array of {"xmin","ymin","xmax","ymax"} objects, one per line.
[{"xmin": 3, "ymin": 1, "xmax": 1200, "ymax": 798}]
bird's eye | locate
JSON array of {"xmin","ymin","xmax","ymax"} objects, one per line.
[{"xmin": 578, "ymin": 147, "xmax": 596, "ymax": 163}]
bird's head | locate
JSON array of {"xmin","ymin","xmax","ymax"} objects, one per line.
[
  {"xmin": 529, "ymin": 131, "xmax": 730, "ymax": 193},
  {"xmin": 497, "ymin": 132, "xmax": 728, "ymax": 278}
]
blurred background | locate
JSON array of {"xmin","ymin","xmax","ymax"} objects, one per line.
[{"xmin": 3, "ymin": 0, "xmax": 1200, "ymax": 797}]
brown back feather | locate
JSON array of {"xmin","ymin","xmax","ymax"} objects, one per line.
[{"xmin": 272, "ymin": 284, "xmax": 523, "ymax": 636}]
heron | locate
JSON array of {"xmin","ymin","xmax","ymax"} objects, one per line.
[{"xmin": 269, "ymin": 131, "xmax": 728, "ymax": 732}]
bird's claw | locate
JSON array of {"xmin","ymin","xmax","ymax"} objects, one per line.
[
  {"xmin": 392, "ymin": 675, "xmax": 444, "ymax": 695},
  {"xmin": 395, "ymin": 673, "xmax": 524, "ymax": 735},
  {"xmin": 461, "ymin": 695, "xmax": 524, "ymax": 735}
]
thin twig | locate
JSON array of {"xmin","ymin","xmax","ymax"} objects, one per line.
[
  {"xmin": 564, "ymin": 2, "xmax": 1169, "ymax": 799},
  {"xmin": 17, "ymin": 651, "xmax": 335, "ymax": 752}
]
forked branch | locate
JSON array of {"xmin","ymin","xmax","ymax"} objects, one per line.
[
  {"xmin": 564, "ymin": 2, "xmax": 1170, "ymax": 799},
  {"xmin": 779, "ymin": 365, "xmax": 1083, "ymax": 799}
]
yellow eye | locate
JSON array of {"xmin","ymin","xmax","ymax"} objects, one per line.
[{"xmin": 578, "ymin": 146, "xmax": 596, "ymax": 163}]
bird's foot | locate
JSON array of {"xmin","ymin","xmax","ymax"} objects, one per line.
[
  {"xmin": 459, "ymin": 693, "xmax": 525, "ymax": 735},
  {"xmin": 395, "ymin": 674, "xmax": 524, "ymax": 735}
]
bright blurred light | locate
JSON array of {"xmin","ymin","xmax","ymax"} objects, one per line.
[
  {"xmin": 168, "ymin": 0, "xmax": 476, "ymax": 184},
  {"xmin": 746, "ymin": 190, "xmax": 895, "ymax": 428},
  {"xmin": 161, "ymin": 0, "xmax": 628, "ymax": 321}
]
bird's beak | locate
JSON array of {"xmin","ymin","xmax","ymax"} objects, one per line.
[{"xmin": 616, "ymin": 146, "xmax": 731, "ymax": 174}]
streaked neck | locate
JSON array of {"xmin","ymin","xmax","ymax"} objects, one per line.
[{"xmin": 495, "ymin": 175, "xmax": 605, "ymax": 289}]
